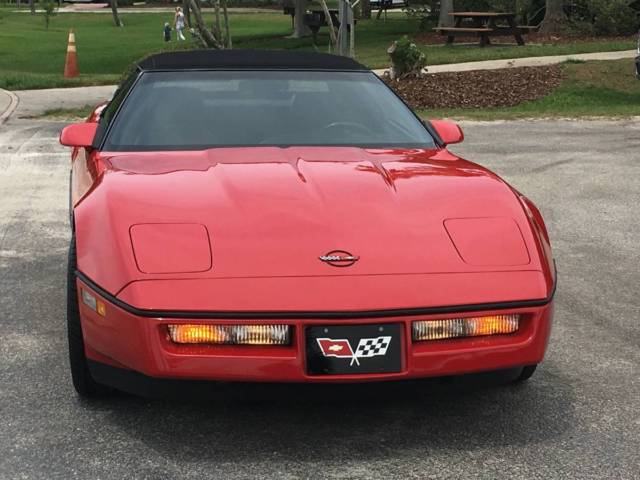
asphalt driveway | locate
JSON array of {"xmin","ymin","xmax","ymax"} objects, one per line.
[{"xmin": 0, "ymin": 118, "xmax": 638, "ymax": 479}]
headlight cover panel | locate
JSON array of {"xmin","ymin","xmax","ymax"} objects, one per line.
[{"xmin": 444, "ymin": 217, "xmax": 530, "ymax": 266}]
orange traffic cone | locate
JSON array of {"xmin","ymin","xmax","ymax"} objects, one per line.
[{"xmin": 63, "ymin": 29, "xmax": 79, "ymax": 78}]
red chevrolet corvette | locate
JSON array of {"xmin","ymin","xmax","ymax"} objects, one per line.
[{"xmin": 60, "ymin": 50, "xmax": 555, "ymax": 397}]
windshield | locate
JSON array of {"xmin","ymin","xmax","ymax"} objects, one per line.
[{"xmin": 102, "ymin": 70, "xmax": 435, "ymax": 151}]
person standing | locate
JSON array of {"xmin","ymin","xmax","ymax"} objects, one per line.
[{"xmin": 174, "ymin": 7, "xmax": 186, "ymax": 41}]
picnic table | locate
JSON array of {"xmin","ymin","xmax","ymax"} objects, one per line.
[{"xmin": 434, "ymin": 12, "xmax": 537, "ymax": 47}]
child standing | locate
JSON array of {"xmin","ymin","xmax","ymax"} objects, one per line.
[{"xmin": 163, "ymin": 22, "xmax": 171, "ymax": 42}]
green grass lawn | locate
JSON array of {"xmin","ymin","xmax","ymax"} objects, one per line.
[
  {"xmin": 418, "ymin": 60, "xmax": 640, "ymax": 120},
  {"xmin": 0, "ymin": 8, "xmax": 636, "ymax": 90}
]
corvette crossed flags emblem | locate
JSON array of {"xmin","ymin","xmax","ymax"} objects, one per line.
[{"xmin": 316, "ymin": 336, "xmax": 392, "ymax": 366}]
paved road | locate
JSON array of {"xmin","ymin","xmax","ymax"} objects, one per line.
[{"xmin": 0, "ymin": 118, "xmax": 638, "ymax": 479}]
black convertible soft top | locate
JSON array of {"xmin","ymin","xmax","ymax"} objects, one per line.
[{"xmin": 137, "ymin": 49, "xmax": 368, "ymax": 72}]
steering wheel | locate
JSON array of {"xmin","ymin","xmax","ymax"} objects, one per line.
[{"xmin": 322, "ymin": 121, "xmax": 373, "ymax": 136}]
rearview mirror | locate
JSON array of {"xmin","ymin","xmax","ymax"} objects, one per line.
[
  {"xmin": 59, "ymin": 123, "xmax": 98, "ymax": 148},
  {"xmin": 429, "ymin": 120, "xmax": 464, "ymax": 146}
]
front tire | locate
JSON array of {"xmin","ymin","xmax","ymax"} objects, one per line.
[
  {"xmin": 514, "ymin": 364, "xmax": 537, "ymax": 383},
  {"xmin": 67, "ymin": 235, "xmax": 109, "ymax": 398}
]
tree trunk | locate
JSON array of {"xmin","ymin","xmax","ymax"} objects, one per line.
[
  {"xmin": 189, "ymin": 0, "xmax": 223, "ymax": 48},
  {"xmin": 221, "ymin": 0, "xmax": 231, "ymax": 48},
  {"xmin": 292, "ymin": 0, "xmax": 311, "ymax": 38},
  {"xmin": 28, "ymin": 0, "xmax": 35, "ymax": 15},
  {"xmin": 110, "ymin": 0, "xmax": 124, "ymax": 27},
  {"xmin": 337, "ymin": 0, "xmax": 348, "ymax": 55},
  {"xmin": 539, "ymin": 0, "xmax": 567, "ymax": 35},
  {"xmin": 213, "ymin": 0, "xmax": 222, "ymax": 40},
  {"xmin": 438, "ymin": 0, "xmax": 454, "ymax": 27},
  {"xmin": 361, "ymin": 0, "xmax": 371, "ymax": 20},
  {"xmin": 182, "ymin": 0, "xmax": 191, "ymax": 27},
  {"xmin": 319, "ymin": 0, "xmax": 337, "ymax": 47}
]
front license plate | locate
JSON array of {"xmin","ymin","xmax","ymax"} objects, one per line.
[{"xmin": 306, "ymin": 324, "xmax": 402, "ymax": 375}]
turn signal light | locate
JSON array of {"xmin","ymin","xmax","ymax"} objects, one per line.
[
  {"xmin": 81, "ymin": 289, "xmax": 106, "ymax": 316},
  {"xmin": 167, "ymin": 324, "xmax": 291, "ymax": 345},
  {"xmin": 412, "ymin": 314, "xmax": 520, "ymax": 341}
]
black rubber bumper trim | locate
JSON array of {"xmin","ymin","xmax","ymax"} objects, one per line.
[
  {"xmin": 88, "ymin": 360, "xmax": 217, "ymax": 398},
  {"xmin": 75, "ymin": 265, "xmax": 556, "ymax": 320}
]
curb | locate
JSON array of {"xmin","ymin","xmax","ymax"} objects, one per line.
[{"xmin": 0, "ymin": 89, "xmax": 19, "ymax": 125}]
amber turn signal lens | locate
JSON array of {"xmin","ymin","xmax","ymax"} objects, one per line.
[
  {"xmin": 81, "ymin": 289, "xmax": 106, "ymax": 316},
  {"xmin": 167, "ymin": 324, "xmax": 291, "ymax": 346},
  {"xmin": 412, "ymin": 314, "xmax": 520, "ymax": 341}
]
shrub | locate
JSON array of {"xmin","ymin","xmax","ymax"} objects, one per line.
[
  {"xmin": 387, "ymin": 36, "xmax": 427, "ymax": 79},
  {"xmin": 589, "ymin": 0, "xmax": 639, "ymax": 36},
  {"xmin": 570, "ymin": 0, "xmax": 639, "ymax": 36}
]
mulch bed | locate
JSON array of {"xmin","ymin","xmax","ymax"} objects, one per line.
[{"xmin": 384, "ymin": 65, "xmax": 564, "ymax": 109}]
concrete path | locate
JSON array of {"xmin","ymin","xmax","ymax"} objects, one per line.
[
  {"xmin": 0, "ymin": 89, "xmax": 19, "ymax": 125},
  {"xmin": 372, "ymin": 49, "xmax": 637, "ymax": 76},
  {"xmin": 12, "ymin": 85, "xmax": 117, "ymax": 119},
  {"xmin": 3, "ymin": 49, "xmax": 636, "ymax": 120}
]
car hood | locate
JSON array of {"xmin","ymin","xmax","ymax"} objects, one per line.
[{"xmin": 75, "ymin": 146, "xmax": 545, "ymax": 296}]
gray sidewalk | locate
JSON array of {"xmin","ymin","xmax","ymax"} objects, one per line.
[{"xmin": 372, "ymin": 49, "xmax": 637, "ymax": 75}]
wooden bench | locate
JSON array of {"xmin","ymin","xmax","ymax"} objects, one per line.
[
  {"xmin": 435, "ymin": 27, "xmax": 493, "ymax": 33},
  {"xmin": 434, "ymin": 27, "xmax": 494, "ymax": 46}
]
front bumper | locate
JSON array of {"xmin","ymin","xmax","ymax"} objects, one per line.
[
  {"xmin": 77, "ymin": 279, "xmax": 553, "ymax": 390},
  {"xmin": 78, "ymin": 277, "xmax": 554, "ymax": 388}
]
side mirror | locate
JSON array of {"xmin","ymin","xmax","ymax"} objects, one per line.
[
  {"xmin": 60, "ymin": 123, "xmax": 98, "ymax": 148},
  {"xmin": 429, "ymin": 120, "xmax": 464, "ymax": 146}
]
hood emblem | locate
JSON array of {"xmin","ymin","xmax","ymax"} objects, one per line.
[{"xmin": 319, "ymin": 250, "xmax": 360, "ymax": 267}]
